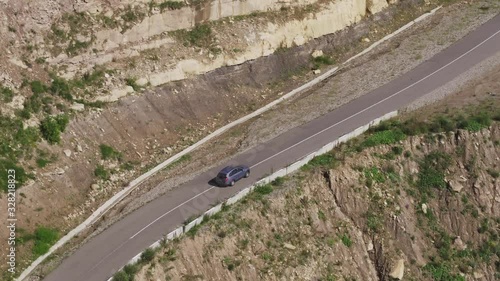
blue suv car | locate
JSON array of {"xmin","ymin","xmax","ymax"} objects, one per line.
[{"xmin": 215, "ymin": 165, "xmax": 250, "ymax": 187}]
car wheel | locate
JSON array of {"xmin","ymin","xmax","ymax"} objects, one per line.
[
  {"xmin": 230, "ymin": 180, "xmax": 235, "ymax": 186},
  {"xmin": 244, "ymin": 171, "xmax": 250, "ymax": 178}
]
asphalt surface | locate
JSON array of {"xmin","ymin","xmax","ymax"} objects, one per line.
[{"xmin": 43, "ymin": 13, "xmax": 500, "ymax": 281}]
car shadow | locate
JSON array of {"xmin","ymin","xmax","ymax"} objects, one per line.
[{"xmin": 207, "ymin": 178, "xmax": 221, "ymax": 187}]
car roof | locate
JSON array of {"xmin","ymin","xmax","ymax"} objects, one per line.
[{"xmin": 219, "ymin": 166, "xmax": 234, "ymax": 174}]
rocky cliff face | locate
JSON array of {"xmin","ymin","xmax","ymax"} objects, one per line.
[
  {"xmin": 133, "ymin": 123, "xmax": 499, "ymax": 280},
  {"xmin": 1, "ymin": 0, "xmax": 395, "ymax": 99}
]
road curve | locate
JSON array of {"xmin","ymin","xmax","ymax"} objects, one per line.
[{"xmin": 43, "ymin": 13, "xmax": 500, "ymax": 281}]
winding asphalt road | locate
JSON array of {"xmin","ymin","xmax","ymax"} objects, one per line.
[{"xmin": 43, "ymin": 13, "xmax": 500, "ymax": 281}]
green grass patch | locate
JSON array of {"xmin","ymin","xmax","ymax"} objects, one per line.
[
  {"xmin": 36, "ymin": 157, "xmax": 52, "ymax": 168},
  {"xmin": 186, "ymin": 223, "xmax": 202, "ymax": 238},
  {"xmin": 303, "ymin": 153, "xmax": 339, "ymax": 170},
  {"xmin": 254, "ymin": 184, "xmax": 273, "ymax": 195},
  {"xmin": 172, "ymin": 24, "xmax": 213, "ymax": 48},
  {"xmin": 318, "ymin": 210, "xmax": 326, "ymax": 221},
  {"xmin": 417, "ymin": 151, "xmax": 451, "ymax": 191},
  {"xmin": 165, "ymin": 154, "xmax": 191, "ymax": 171},
  {"xmin": 366, "ymin": 212, "xmax": 383, "ymax": 233},
  {"xmin": 32, "ymin": 227, "xmax": 59, "ymax": 257},
  {"xmin": 364, "ymin": 166, "xmax": 385, "ymax": 187},
  {"xmin": 423, "ymin": 262, "xmax": 465, "ymax": 281},
  {"xmin": 340, "ymin": 234, "xmax": 353, "ymax": 247},
  {"xmin": 360, "ymin": 128, "xmax": 406, "ymax": 149},
  {"xmin": 246, "ymin": 183, "xmax": 274, "ymax": 202}
]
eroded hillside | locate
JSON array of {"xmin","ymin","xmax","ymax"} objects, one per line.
[{"xmin": 128, "ymin": 107, "xmax": 500, "ymax": 281}]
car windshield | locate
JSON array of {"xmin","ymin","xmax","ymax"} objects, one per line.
[{"xmin": 217, "ymin": 173, "xmax": 227, "ymax": 179}]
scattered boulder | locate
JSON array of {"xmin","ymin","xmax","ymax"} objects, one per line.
[
  {"xmin": 9, "ymin": 57, "xmax": 28, "ymax": 69},
  {"xmin": 293, "ymin": 35, "xmax": 306, "ymax": 46},
  {"xmin": 367, "ymin": 241, "xmax": 374, "ymax": 252},
  {"xmin": 54, "ymin": 167, "xmax": 65, "ymax": 175},
  {"xmin": 63, "ymin": 149, "xmax": 72, "ymax": 157},
  {"xmin": 90, "ymin": 184, "xmax": 99, "ymax": 191},
  {"xmin": 311, "ymin": 50, "xmax": 323, "ymax": 58},
  {"xmin": 389, "ymin": 259, "xmax": 404, "ymax": 280},
  {"xmin": 71, "ymin": 102, "xmax": 85, "ymax": 111},
  {"xmin": 453, "ymin": 236, "xmax": 467, "ymax": 251},
  {"xmin": 283, "ymin": 243, "xmax": 296, "ymax": 250},
  {"xmin": 362, "ymin": 37, "xmax": 371, "ymax": 43},
  {"xmin": 473, "ymin": 271, "xmax": 484, "ymax": 279},
  {"xmin": 448, "ymin": 179, "xmax": 464, "ymax": 192},
  {"xmin": 136, "ymin": 77, "xmax": 149, "ymax": 86},
  {"xmin": 367, "ymin": 0, "xmax": 389, "ymax": 14},
  {"xmin": 76, "ymin": 145, "xmax": 83, "ymax": 152},
  {"xmin": 313, "ymin": 69, "xmax": 321, "ymax": 74},
  {"xmin": 421, "ymin": 203, "xmax": 428, "ymax": 214}
]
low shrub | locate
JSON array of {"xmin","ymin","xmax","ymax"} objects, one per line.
[
  {"xmin": 1, "ymin": 85, "xmax": 14, "ymax": 103},
  {"xmin": 100, "ymin": 144, "xmax": 122, "ymax": 161},
  {"xmin": 312, "ymin": 55, "xmax": 334, "ymax": 69},
  {"xmin": 254, "ymin": 184, "xmax": 273, "ymax": 195},
  {"xmin": 112, "ymin": 271, "xmax": 130, "ymax": 281},
  {"xmin": 0, "ymin": 159, "xmax": 28, "ymax": 192},
  {"xmin": 39, "ymin": 114, "xmax": 69, "ymax": 144},
  {"xmin": 30, "ymin": 80, "xmax": 47, "ymax": 94},
  {"xmin": 140, "ymin": 248, "xmax": 155, "ymax": 263},
  {"xmin": 159, "ymin": 1, "xmax": 185, "ymax": 11},
  {"xmin": 49, "ymin": 77, "xmax": 73, "ymax": 101},
  {"xmin": 94, "ymin": 165, "xmax": 110, "ymax": 180},
  {"xmin": 271, "ymin": 177, "xmax": 285, "ymax": 186},
  {"xmin": 366, "ymin": 212, "xmax": 383, "ymax": 233}
]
